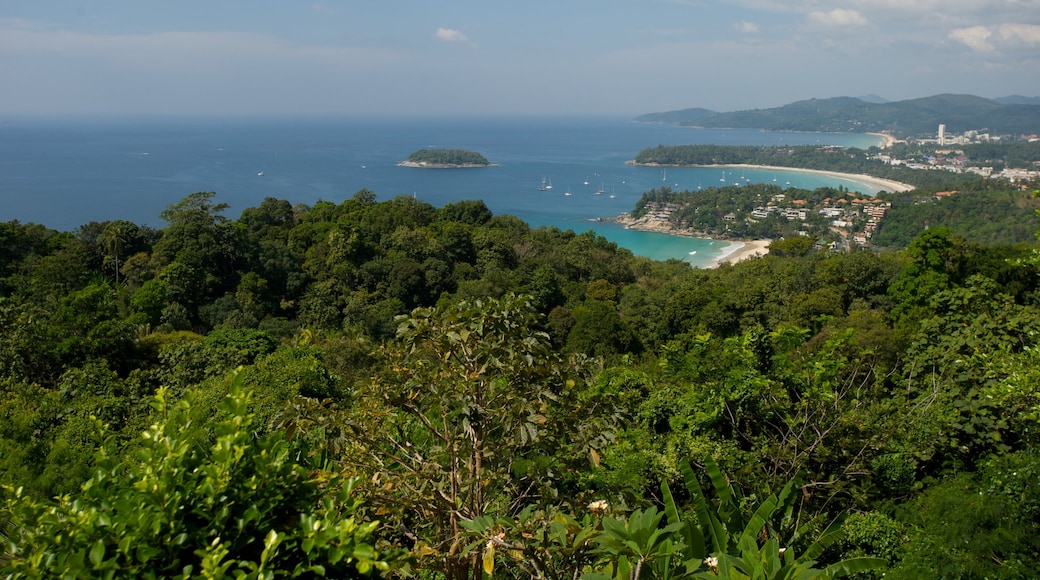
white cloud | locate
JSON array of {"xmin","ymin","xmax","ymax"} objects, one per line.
[
  {"xmin": 807, "ymin": 9, "xmax": 869, "ymax": 27},
  {"xmin": 950, "ymin": 23, "xmax": 1040, "ymax": 51},
  {"xmin": 735, "ymin": 21, "xmax": 759, "ymax": 33},
  {"xmin": 435, "ymin": 27, "xmax": 470, "ymax": 43},
  {"xmin": 997, "ymin": 23, "xmax": 1040, "ymax": 46},
  {"xmin": 949, "ymin": 25, "xmax": 995, "ymax": 51}
]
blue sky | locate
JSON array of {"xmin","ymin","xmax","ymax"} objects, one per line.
[{"xmin": 1, "ymin": 0, "xmax": 1038, "ymax": 116}]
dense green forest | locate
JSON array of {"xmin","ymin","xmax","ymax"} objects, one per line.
[
  {"xmin": 404, "ymin": 148, "xmax": 493, "ymax": 166},
  {"xmin": 873, "ymin": 188, "xmax": 1040, "ymax": 247},
  {"xmin": 2, "ymin": 189, "xmax": 1040, "ymax": 578},
  {"xmin": 635, "ymin": 94, "xmax": 1040, "ymax": 137}
]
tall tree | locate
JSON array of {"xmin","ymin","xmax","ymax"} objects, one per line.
[{"xmin": 307, "ymin": 295, "xmax": 614, "ymax": 579}]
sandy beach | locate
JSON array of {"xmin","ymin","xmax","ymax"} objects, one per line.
[
  {"xmin": 609, "ymin": 212, "xmax": 772, "ymax": 268},
  {"xmin": 709, "ymin": 164, "xmax": 913, "ymax": 193},
  {"xmin": 707, "ymin": 239, "xmax": 771, "ymax": 268},
  {"xmin": 867, "ymin": 132, "xmax": 898, "ymax": 149}
]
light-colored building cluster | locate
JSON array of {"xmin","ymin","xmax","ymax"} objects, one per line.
[{"xmin": 873, "ymin": 124, "xmax": 1040, "ymax": 183}]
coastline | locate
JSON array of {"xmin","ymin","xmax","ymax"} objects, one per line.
[
  {"xmin": 609, "ymin": 212, "xmax": 771, "ymax": 268},
  {"xmin": 639, "ymin": 162, "xmax": 913, "ymax": 194},
  {"xmin": 396, "ymin": 161, "xmax": 500, "ymax": 168},
  {"xmin": 867, "ymin": 132, "xmax": 897, "ymax": 149},
  {"xmin": 706, "ymin": 239, "xmax": 771, "ymax": 268}
]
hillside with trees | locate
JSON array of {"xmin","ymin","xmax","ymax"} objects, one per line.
[
  {"xmin": 400, "ymin": 148, "xmax": 494, "ymax": 167},
  {"xmin": 636, "ymin": 94, "xmax": 1040, "ymax": 137},
  {"xmin": 2, "ymin": 189, "xmax": 1039, "ymax": 578}
]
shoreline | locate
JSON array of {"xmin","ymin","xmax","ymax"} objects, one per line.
[
  {"xmin": 630, "ymin": 161, "xmax": 913, "ymax": 193},
  {"xmin": 867, "ymin": 132, "xmax": 897, "ymax": 149},
  {"xmin": 705, "ymin": 239, "xmax": 771, "ymax": 268},
  {"xmin": 396, "ymin": 161, "xmax": 500, "ymax": 169},
  {"xmin": 712, "ymin": 164, "xmax": 913, "ymax": 193},
  {"xmin": 609, "ymin": 212, "xmax": 771, "ymax": 268}
]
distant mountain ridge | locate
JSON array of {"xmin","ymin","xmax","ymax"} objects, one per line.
[{"xmin": 636, "ymin": 94, "xmax": 1040, "ymax": 138}]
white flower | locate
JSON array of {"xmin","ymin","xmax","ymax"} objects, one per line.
[
  {"xmin": 704, "ymin": 556, "xmax": 719, "ymax": 573},
  {"xmin": 587, "ymin": 500, "xmax": 609, "ymax": 515}
]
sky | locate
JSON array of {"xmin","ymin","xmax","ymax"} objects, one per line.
[{"xmin": 1, "ymin": 0, "xmax": 1039, "ymax": 117}]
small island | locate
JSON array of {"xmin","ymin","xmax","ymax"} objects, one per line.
[{"xmin": 397, "ymin": 148, "xmax": 497, "ymax": 168}]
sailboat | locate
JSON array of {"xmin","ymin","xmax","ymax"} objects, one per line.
[
  {"xmin": 538, "ymin": 177, "xmax": 549, "ymax": 191},
  {"xmin": 609, "ymin": 187, "xmax": 616, "ymax": 199},
  {"xmin": 564, "ymin": 185, "xmax": 572, "ymax": 197},
  {"xmin": 662, "ymin": 169, "xmax": 667, "ymax": 182},
  {"xmin": 595, "ymin": 182, "xmax": 605, "ymax": 195},
  {"xmin": 720, "ymin": 171, "xmax": 726, "ymax": 183},
  {"xmin": 545, "ymin": 178, "xmax": 553, "ymax": 190}
]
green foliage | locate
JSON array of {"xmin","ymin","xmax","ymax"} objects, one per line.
[
  {"xmin": 873, "ymin": 189, "xmax": 1040, "ymax": 248},
  {"xmin": 331, "ymin": 294, "xmax": 615, "ymax": 578},
  {"xmin": 680, "ymin": 458, "xmax": 887, "ymax": 580},
  {"xmin": 834, "ymin": 511, "xmax": 906, "ymax": 565},
  {"xmin": 0, "ymin": 381, "xmax": 404, "ymax": 578},
  {"xmin": 5, "ymin": 183, "xmax": 1040, "ymax": 578},
  {"xmin": 888, "ymin": 452, "xmax": 1040, "ymax": 579},
  {"xmin": 404, "ymin": 148, "xmax": 492, "ymax": 166}
]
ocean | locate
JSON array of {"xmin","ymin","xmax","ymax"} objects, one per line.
[{"xmin": 0, "ymin": 115, "xmax": 882, "ymax": 267}]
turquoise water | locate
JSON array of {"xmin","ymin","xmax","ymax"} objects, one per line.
[{"xmin": 0, "ymin": 116, "xmax": 882, "ymax": 267}]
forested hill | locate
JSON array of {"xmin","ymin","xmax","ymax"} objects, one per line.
[
  {"xmin": 636, "ymin": 94, "xmax": 1040, "ymax": 137},
  {"xmin": 401, "ymin": 148, "xmax": 493, "ymax": 167},
  {"xmin": 3, "ymin": 189, "xmax": 1040, "ymax": 577}
]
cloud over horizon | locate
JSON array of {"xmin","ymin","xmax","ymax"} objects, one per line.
[
  {"xmin": 735, "ymin": 21, "xmax": 759, "ymax": 33},
  {"xmin": 807, "ymin": 9, "xmax": 869, "ymax": 27},
  {"xmin": 435, "ymin": 27, "xmax": 471, "ymax": 44}
]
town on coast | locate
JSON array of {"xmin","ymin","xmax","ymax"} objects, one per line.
[{"xmin": 612, "ymin": 161, "xmax": 915, "ymax": 267}]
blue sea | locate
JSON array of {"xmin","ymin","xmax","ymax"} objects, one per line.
[{"xmin": 0, "ymin": 116, "xmax": 882, "ymax": 267}]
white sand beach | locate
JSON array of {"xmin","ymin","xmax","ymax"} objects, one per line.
[
  {"xmin": 710, "ymin": 164, "xmax": 913, "ymax": 193},
  {"xmin": 867, "ymin": 132, "xmax": 898, "ymax": 149},
  {"xmin": 706, "ymin": 239, "xmax": 771, "ymax": 268}
]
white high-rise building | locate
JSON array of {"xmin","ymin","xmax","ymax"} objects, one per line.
[{"xmin": 938, "ymin": 124, "xmax": 946, "ymax": 146}]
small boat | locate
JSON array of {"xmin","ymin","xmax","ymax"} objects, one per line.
[
  {"xmin": 583, "ymin": 178, "xmax": 590, "ymax": 186},
  {"xmin": 257, "ymin": 171, "xmax": 264, "ymax": 176},
  {"xmin": 720, "ymin": 171, "xmax": 726, "ymax": 182},
  {"xmin": 545, "ymin": 178, "xmax": 553, "ymax": 190},
  {"xmin": 595, "ymin": 183, "xmax": 605, "ymax": 195},
  {"xmin": 538, "ymin": 177, "xmax": 549, "ymax": 191}
]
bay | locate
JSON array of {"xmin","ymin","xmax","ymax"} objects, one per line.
[{"xmin": 0, "ymin": 115, "xmax": 883, "ymax": 267}]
